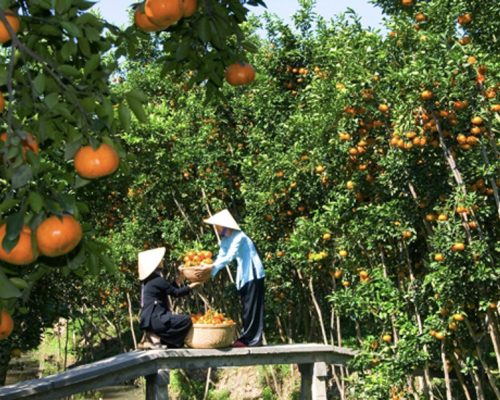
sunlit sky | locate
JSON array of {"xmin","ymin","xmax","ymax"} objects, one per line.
[{"xmin": 92, "ymin": 0, "xmax": 385, "ymax": 30}]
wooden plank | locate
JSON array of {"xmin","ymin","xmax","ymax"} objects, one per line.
[{"xmin": 0, "ymin": 344, "xmax": 356, "ymax": 400}]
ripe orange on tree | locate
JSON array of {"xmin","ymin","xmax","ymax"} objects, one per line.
[
  {"xmin": 145, "ymin": 0, "xmax": 183, "ymax": 26},
  {"xmin": 134, "ymin": 6, "xmax": 166, "ymax": 32},
  {"xmin": 74, "ymin": 143, "xmax": 120, "ymax": 179},
  {"xmin": 182, "ymin": 0, "xmax": 197, "ymax": 17},
  {"xmin": 451, "ymin": 242, "xmax": 465, "ymax": 252},
  {"xmin": 225, "ymin": 62, "xmax": 256, "ymax": 86},
  {"xmin": 338, "ymin": 250, "xmax": 348, "ymax": 258},
  {"xmin": 0, "ymin": 309, "xmax": 14, "ymax": 340},
  {"xmin": 452, "ymin": 313, "xmax": 464, "ymax": 321},
  {"xmin": 36, "ymin": 215, "xmax": 82, "ymax": 257},
  {"xmin": 420, "ymin": 90, "xmax": 433, "ymax": 101},
  {"xmin": 0, "ymin": 224, "xmax": 38, "ymax": 265},
  {"xmin": 382, "ymin": 334, "xmax": 392, "ymax": 343},
  {"xmin": 0, "ymin": 10, "xmax": 20, "ymax": 44},
  {"xmin": 434, "ymin": 253, "xmax": 445, "ymax": 262}
]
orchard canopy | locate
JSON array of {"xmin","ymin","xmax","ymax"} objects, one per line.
[{"xmin": 0, "ymin": 0, "xmax": 499, "ymax": 398}]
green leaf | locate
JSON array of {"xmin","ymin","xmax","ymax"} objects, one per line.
[
  {"xmin": 126, "ymin": 95, "xmax": 148, "ymax": 123},
  {"xmin": 127, "ymin": 88, "xmax": 148, "ymax": 102},
  {"xmin": 65, "ymin": 137, "xmax": 83, "ymax": 161},
  {"xmin": 0, "ymin": 199, "xmax": 19, "ymax": 214},
  {"xmin": 0, "ymin": 270, "xmax": 22, "ymax": 299},
  {"xmin": 100, "ymin": 254, "xmax": 116, "ymax": 274},
  {"xmin": 55, "ymin": 0, "xmax": 73, "ymax": 14},
  {"xmin": 84, "ymin": 54, "xmax": 100, "ymax": 76},
  {"xmin": 12, "ymin": 165, "xmax": 33, "ymax": 189},
  {"xmin": 61, "ymin": 41, "xmax": 76, "ymax": 60},
  {"xmin": 44, "ymin": 92, "xmax": 59, "ymax": 108},
  {"xmin": 61, "ymin": 21, "xmax": 82, "ymax": 37},
  {"xmin": 78, "ymin": 37, "xmax": 91, "ymax": 57},
  {"xmin": 28, "ymin": 192, "xmax": 44, "ymax": 213},
  {"xmin": 59, "ymin": 64, "xmax": 81, "ymax": 77},
  {"xmin": 67, "ymin": 245, "xmax": 85, "ymax": 270},
  {"xmin": 88, "ymin": 251, "xmax": 99, "ymax": 274},
  {"xmin": 118, "ymin": 103, "xmax": 131, "ymax": 132},
  {"xmin": 33, "ymin": 73, "xmax": 46, "ymax": 95},
  {"xmin": 74, "ymin": 176, "xmax": 91, "ymax": 189},
  {"xmin": 9, "ymin": 277, "xmax": 29, "ymax": 290},
  {"xmin": 2, "ymin": 212, "xmax": 23, "ymax": 253}
]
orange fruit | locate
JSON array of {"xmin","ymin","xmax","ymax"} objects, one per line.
[
  {"xmin": 0, "ymin": 10, "xmax": 20, "ymax": 44},
  {"xmin": 0, "ymin": 309, "xmax": 14, "ymax": 340},
  {"xmin": 36, "ymin": 215, "xmax": 82, "ymax": 257},
  {"xmin": 378, "ymin": 104, "xmax": 389, "ymax": 113},
  {"xmin": 451, "ymin": 242, "xmax": 465, "ymax": 252},
  {"xmin": 0, "ymin": 224, "xmax": 38, "ymax": 265},
  {"xmin": 420, "ymin": 90, "xmax": 433, "ymax": 101},
  {"xmin": 382, "ymin": 334, "xmax": 392, "ymax": 343},
  {"xmin": 74, "ymin": 143, "xmax": 120, "ymax": 179},
  {"xmin": 434, "ymin": 253, "xmax": 445, "ymax": 262},
  {"xmin": 338, "ymin": 250, "xmax": 348, "ymax": 257},
  {"xmin": 401, "ymin": 0, "xmax": 413, "ymax": 6},
  {"xmin": 359, "ymin": 270, "xmax": 369, "ymax": 279},
  {"xmin": 452, "ymin": 313, "xmax": 464, "ymax": 321},
  {"xmin": 145, "ymin": 0, "xmax": 183, "ymax": 26},
  {"xmin": 402, "ymin": 230, "xmax": 412, "ymax": 239},
  {"xmin": 182, "ymin": 0, "xmax": 197, "ymax": 17},
  {"xmin": 471, "ymin": 116, "xmax": 483, "ymax": 125},
  {"xmin": 225, "ymin": 62, "xmax": 256, "ymax": 86},
  {"xmin": 134, "ymin": 6, "xmax": 167, "ymax": 32}
]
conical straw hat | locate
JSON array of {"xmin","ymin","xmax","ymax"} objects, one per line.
[
  {"xmin": 203, "ymin": 209, "xmax": 241, "ymax": 231},
  {"xmin": 138, "ymin": 247, "xmax": 166, "ymax": 280}
]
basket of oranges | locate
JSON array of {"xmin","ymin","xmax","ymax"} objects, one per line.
[
  {"xmin": 178, "ymin": 249, "xmax": 214, "ymax": 283},
  {"xmin": 185, "ymin": 310, "xmax": 236, "ymax": 349}
]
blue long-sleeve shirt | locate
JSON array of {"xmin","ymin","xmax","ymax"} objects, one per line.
[{"xmin": 211, "ymin": 230, "xmax": 265, "ymax": 290}]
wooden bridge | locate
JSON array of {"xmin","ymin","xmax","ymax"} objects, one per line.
[{"xmin": 0, "ymin": 344, "xmax": 356, "ymax": 400}]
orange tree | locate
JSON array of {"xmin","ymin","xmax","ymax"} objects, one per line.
[
  {"xmin": 0, "ymin": 0, "xmax": 266, "ymax": 384},
  {"xmin": 76, "ymin": 1, "xmax": 499, "ymax": 398}
]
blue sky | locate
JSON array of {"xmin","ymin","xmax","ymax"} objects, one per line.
[{"xmin": 92, "ymin": 0, "xmax": 385, "ymax": 30}]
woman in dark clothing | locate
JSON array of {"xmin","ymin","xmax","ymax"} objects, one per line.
[{"xmin": 138, "ymin": 247, "xmax": 201, "ymax": 349}]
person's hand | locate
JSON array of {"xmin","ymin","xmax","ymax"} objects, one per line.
[
  {"xmin": 195, "ymin": 264, "xmax": 212, "ymax": 278},
  {"xmin": 189, "ymin": 282, "xmax": 202, "ymax": 289}
]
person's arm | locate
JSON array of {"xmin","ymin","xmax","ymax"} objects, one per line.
[
  {"xmin": 211, "ymin": 234, "xmax": 242, "ymax": 278},
  {"xmin": 158, "ymin": 278, "xmax": 192, "ymax": 298}
]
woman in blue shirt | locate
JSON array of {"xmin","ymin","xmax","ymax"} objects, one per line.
[{"xmin": 203, "ymin": 209, "xmax": 265, "ymax": 347}]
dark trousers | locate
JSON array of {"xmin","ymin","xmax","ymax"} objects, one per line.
[
  {"xmin": 150, "ymin": 314, "xmax": 192, "ymax": 348},
  {"xmin": 238, "ymin": 278, "xmax": 265, "ymax": 346}
]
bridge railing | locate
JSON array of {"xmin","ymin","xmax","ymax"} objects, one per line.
[{"xmin": 0, "ymin": 344, "xmax": 357, "ymax": 400}]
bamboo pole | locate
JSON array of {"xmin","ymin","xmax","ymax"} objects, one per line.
[
  {"xmin": 465, "ymin": 319, "xmax": 500, "ymax": 399},
  {"xmin": 440, "ymin": 342, "xmax": 453, "ymax": 400},
  {"xmin": 126, "ymin": 292, "xmax": 138, "ymax": 350},
  {"xmin": 449, "ymin": 349, "xmax": 473, "ymax": 400}
]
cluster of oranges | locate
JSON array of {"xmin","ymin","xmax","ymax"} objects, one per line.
[
  {"xmin": 191, "ymin": 310, "xmax": 234, "ymax": 325},
  {"xmin": 0, "ymin": 215, "xmax": 82, "ymax": 265},
  {"xmin": 182, "ymin": 249, "xmax": 213, "ymax": 268},
  {"xmin": 134, "ymin": 1, "xmax": 256, "ymax": 87},
  {"xmin": 134, "ymin": 0, "xmax": 197, "ymax": 33}
]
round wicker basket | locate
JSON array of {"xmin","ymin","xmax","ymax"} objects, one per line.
[
  {"xmin": 185, "ymin": 323, "xmax": 236, "ymax": 349},
  {"xmin": 178, "ymin": 265, "xmax": 211, "ymax": 283}
]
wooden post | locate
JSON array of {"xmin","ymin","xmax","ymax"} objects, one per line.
[
  {"xmin": 145, "ymin": 368, "xmax": 170, "ymax": 400},
  {"xmin": 298, "ymin": 363, "xmax": 313, "ymax": 400},
  {"xmin": 312, "ymin": 362, "xmax": 328, "ymax": 400}
]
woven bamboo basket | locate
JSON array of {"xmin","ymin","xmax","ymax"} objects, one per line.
[
  {"xmin": 178, "ymin": 265, "xmax": 211, "ymax": 283},
  {"xmin": 185, "ymin": 322, "xmax": 236, "ymax": 349}
]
